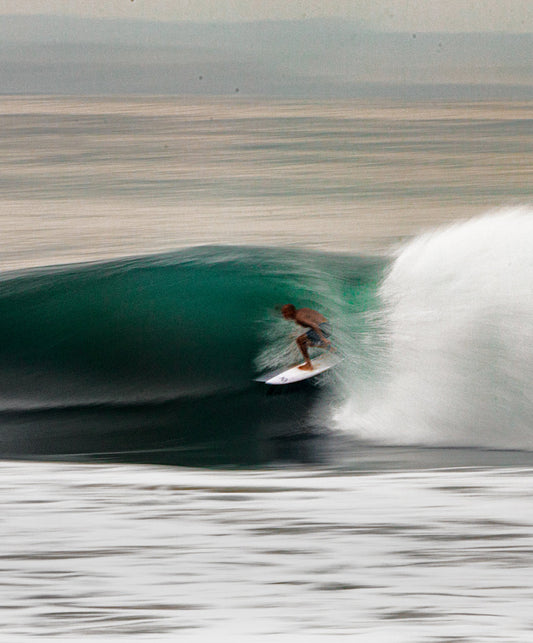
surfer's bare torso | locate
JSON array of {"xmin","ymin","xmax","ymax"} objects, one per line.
[{"xmin": 293, "ymin": 307, "xmax": 328, "ymax": 329}]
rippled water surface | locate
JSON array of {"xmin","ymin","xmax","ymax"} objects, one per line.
[
  {"xmin": 3, "ymin": 461, "xmax": 533, "ymax": 641},
  {"xmin": 1, "ymin": 97, "xmax": 532, "ymax": 270}
]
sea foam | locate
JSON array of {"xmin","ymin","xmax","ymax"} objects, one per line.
[{"xmin": 337, "ymin": 207, "xmax": 533, "ymax": 448}]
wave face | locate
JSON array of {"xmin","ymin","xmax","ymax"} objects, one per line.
[
  {"xmin": 337, "ymin": 207, "xmax": 533, "ymax": 449},
  {"xmin": 2, "ymin": 208, "xmax": 532, "ymax": 465},
  {"xmin": 0, "ymin": 246, "xmax": 381, "ymax": 465}
]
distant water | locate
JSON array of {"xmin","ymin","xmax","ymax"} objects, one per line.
[
  {"xmin": 1, "ymin": 97, "xmax": 533, "ymax": 640},
  {"xmin": 1, "ymin": 97, "xmax": 532, "ymax": 269}
]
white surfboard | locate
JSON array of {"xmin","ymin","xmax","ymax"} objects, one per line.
[{"xmin": 256, "ymin": 352, "xmax": 342, "ymax": 386}]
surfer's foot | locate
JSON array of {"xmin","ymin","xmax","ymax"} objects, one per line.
[{"xmin": 298, "ymin": 363, "xmax": 314, "ymax": 371}]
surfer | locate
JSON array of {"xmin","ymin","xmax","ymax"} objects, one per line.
[{"xmin": 281, "ymin": 304, "xmax": 332, "ymax": 370}]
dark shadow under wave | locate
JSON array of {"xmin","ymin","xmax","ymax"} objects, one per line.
[{"xmin": 0, "ymin": 384, "xmax": 326, "ymax": 466}]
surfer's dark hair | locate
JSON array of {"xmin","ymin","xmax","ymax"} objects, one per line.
[{"xmin": 281, "ymin": 304, "xmax": 296, "ymax": 316}]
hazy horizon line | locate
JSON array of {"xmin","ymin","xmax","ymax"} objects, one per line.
[
  {"xmin": 1, "ymin": 15, "xmax": 531, "ymax": 100},
  {"xmin": 1, "ymin": 13, "xmax": 532, "ymax": 36}
]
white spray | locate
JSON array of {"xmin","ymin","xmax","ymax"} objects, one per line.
[{"xmin": 337, "ymin": 208, "xmax": 533, "ymax": 449}]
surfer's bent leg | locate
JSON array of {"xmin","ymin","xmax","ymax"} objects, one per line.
[
  {"xmin": 297, "ymin": 324, "xmax": 333, "ymax": 370},
  {"xmin": 296, "ymin": 334, "xmax": 313, "ymax": 370}
]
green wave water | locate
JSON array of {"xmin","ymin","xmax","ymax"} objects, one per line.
[{"xmin": 0, "ymin": 245, "xmax": 383, "ymax": 465}]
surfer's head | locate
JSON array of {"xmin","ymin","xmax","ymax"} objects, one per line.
[{"xmin": 281, "ymin": 304, "xmax": 296, "ymax": 320}]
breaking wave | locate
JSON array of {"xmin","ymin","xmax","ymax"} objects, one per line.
[{"xmin": 337, "ymin": 207, "xmax": 533, "ymax": 449}]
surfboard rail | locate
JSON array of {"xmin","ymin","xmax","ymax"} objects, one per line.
[{"xmin": 255, "ymin": 352, "xmax": 342, "ymax": 385}]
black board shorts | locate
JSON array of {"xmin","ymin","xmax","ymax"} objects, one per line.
[{"xmin": 305, "ymin": 322, "xmax": 332, "ymax": 345}]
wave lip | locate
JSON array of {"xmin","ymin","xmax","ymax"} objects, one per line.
[{"xmin": 338, "ymin": 207, "xmax": 533, "ymax": 449}]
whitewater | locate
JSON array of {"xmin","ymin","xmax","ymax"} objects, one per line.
[
  {"xmin": 337, "ymin": 208, "xmax": 533, "ymax": 449},
  {"xmin": 1, "ymin": 97, "xmax": 533, "ymax": 641}
]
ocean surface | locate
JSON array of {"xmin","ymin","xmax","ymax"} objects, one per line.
[{"xmin": 1, "ymin": 96, "xmax": 533, "ymax": 640}]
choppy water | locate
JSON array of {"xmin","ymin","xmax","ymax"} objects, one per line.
[
  {"xmin": 4, "ymin": 461, "xmax": 533, "ymax": 641},
  {"xmin": 1, "ymin": 97, "xmax": 533, "ymax": 640}
]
